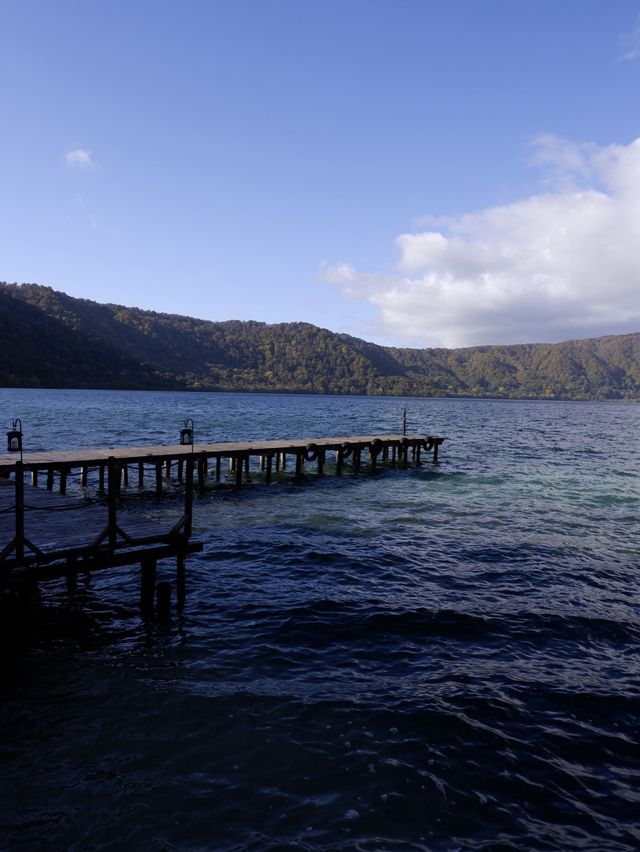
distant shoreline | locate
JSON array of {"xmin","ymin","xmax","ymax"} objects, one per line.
[
  {"xmin": 3, "ymin": 282, "xmax": 640, "ymax": 402},
  {"xmin": 2, "ymin": 384, "xmax": 639, "ymax": 405}
]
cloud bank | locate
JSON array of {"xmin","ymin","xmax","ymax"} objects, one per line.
[{"xmin": 325, "ymin": 136, "xmax": 640, "ymax": 347}]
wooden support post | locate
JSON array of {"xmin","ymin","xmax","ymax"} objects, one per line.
[
  {"xmin": 113, "ymin": 462, "xmax": 121, "ymax": 498},
  {"xmin": 415, "ymin": 444, "xmax": 421, "ymax": 465},
  {"xmin": 353, "ymin": 447, "xmax": 361, "ymax": 472},
  {"xmin": 433, "ymin": 441, "xmax": 440, "ymax": 463},
  {"xmin": 244, "ymin": 455, "xmax": 250, "ymax": 478},
  {"xmin": 15, "ymin": 461, "xmax": 25, "ymax": 562},
  {"xmin": 295, "ymin": 451, "xmax": 303, "ymax": 477},
  {"xmin": 229, "ymin": 457, "xmax": 235, "ymax": 472},
  {"xmin": 66, "ymin": 575, "xmax": 77, "ymax": 597},
  {"xmin": 155, "ymin": 462, "xmax": 163, "ymax": 495},
  {"xmin": 138, "ymin": 462, "xmax": 145, "ymax": 488},
  {"xmin": 235, "ymin": 457, "xmax": 242, "ymax": 486},
  {"xmin": 280, "ymin": 452, "xmax": 287, "ymax": 470},
  {"xmin": 46, "ymin": 467, "xmax": 54, "ymax": 491},
  {"xmin": 156, "ymin": 581, "xmax": 172, "ymax": 620},
  {"xmin": 165, "ymin": 459, "xmax": 172, "ymax": 478},
  {"xmin": 177, "ymin": 460, "xmax": 184, "ymax": 482},
  {"xmin": 176, "ymin": 551, "xmax": 186, "ymax": 610},
  {"xmin": 31, "ymin": 470, "xmax": 38, "ymax": 487},
  {"xmin": 265, "ymin": 454, "xmax": 273, "ymax": 484},
  {"xmin": 317, "ymin": 450, "xmax": 325, "ymax": 475},
  {"xmin": 215, "ymin": 456, "xmax": 221, "ymax": 482},
  {"xmin": 122, "ymin": 464, "xmax": 129, "ymax": 487},
  {"xmin": 370, "ymin": 447, "xmax": 377, "ymax": 471},
  {"xmin": 275, "ymin": 453, "xmax": 281, "ymax": 472},
  {"xmin": 140, "ymin": 557, "xmax": 157, "ymax": 617},
  {"xmin": 391, "ymin": 445, "xmax": 397, "ymax": 465},
  {"xmin": 184, "ymin": 455, "xmax": 194, "ymax": 538},
  {"xmin": 66, "ymin": 555, "xmax": 77, "ymax": 597},
  {"xmin": 19, "ymin": 580, "xmax": 39, "ymax": 628},
  {"xmin": 0, "ymin": 461, "xmax": 43, "ymax": 566},
  {"xmin": 336, "ymin": 448, "xmax": 344, "ymax": 474},
  {"xmin": 411, "ymin": 443, "xmax": 417, "ymax": 463},
  {"xmin": 59, "ymin": 469, "xmax": 67, "ymax": 495},
  {"xmin": 198, "ymin": 453, "xmax": 207, "ymax": 491},
  {"xmin": 383, "ymin": 445, "xmax": 389, "ymax": 462},
  {"xmin": 107, "ymin": 457, "xmax": 118, "ymax": 550},
  {"xmin": 260, "ymin": 455, "xmax": 266, "ymax": 471},
  {"xmin": 98, "ymin": 464, "xmax": 105, "ymax": 493},
  {"xmin": 81, "ymin": 556, "xmax": 91, "ymax": 578}
]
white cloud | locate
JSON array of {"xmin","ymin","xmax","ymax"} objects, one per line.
[
  {"xmin": 64, "ymin": 148, "xmax": 96, "ymax": 170},
  {"xmin": 324, "ymin": 136, "xmax": 640, "ymax": 347}
]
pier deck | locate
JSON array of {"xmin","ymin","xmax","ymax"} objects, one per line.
[
  {"xmin": 0, "ymin": 432, "xmax": 443, "ymax": 493},
  {"xmin": 0, "ymin": 432, "xmax": 442, "ymax": 610}
]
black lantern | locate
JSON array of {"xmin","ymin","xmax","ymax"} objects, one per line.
[
  {"xmin": 7, "ymin": 418, "xmax": 23, "ymax": 453},
  {"xmin": 180, "ymin": 418, "xmax": 194, "ymax": 446}
]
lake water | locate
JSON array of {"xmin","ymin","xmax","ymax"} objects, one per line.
[{"xmin": 1, "ymin": 388, "xmax": 640, "ymax": 850}]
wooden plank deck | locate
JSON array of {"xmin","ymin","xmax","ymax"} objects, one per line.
[
  {"xmin": 0, "ymin": 433, "xmax": 441, "ymax": 469},
  {"xmin": 0, "ymin": 432, "xmax": 443, "ymax": 498},
  {"xmin": 0, "ymin": 431, "xmax": 442, "ymax": 610}
]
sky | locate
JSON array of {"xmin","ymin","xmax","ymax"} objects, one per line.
[{"xmin": 2, "ymin": 0, "xmax": 640, "ymax": 349}]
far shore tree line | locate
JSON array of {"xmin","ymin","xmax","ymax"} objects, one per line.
[{"xmin": 2, "ymin": 282, "xmax": 640, "ymax": 401}]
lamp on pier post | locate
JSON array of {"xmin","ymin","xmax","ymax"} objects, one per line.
[
  {"xmin": 180, "ymin": 418, "xmax": 194, "ymax": 447},
  {"xmin": 7, "ymin": 418, "xmax": 23, "ymax": 455}
]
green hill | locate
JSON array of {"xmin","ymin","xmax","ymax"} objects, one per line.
[{"xmin": 2, "ymin": 281, "xmax": 640, "ymax": 400}]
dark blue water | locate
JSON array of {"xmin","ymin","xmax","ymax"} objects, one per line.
[{"xmin": 2, "ymin": 389, "xmax": 640, "ymax": 850}]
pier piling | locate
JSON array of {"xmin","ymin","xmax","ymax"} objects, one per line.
[
  {"xmin": 156, "ymin": 581, "xmax": 172, "ymax": 620},
  {"xmin": 140, "ymin": 557, "xmax": 157, "ymax": 616}
]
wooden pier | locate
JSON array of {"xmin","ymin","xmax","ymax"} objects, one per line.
[
  {"xmin": 0, "ymin": 433, "xmax": 443, "ymax": 494},
  {"xmin": 0, "ymin": 432, "xmax": 442, "ymax": 612}
]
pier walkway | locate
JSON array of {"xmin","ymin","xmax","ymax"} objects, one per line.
[
  {"xmin": 0, "ymin": 432, "xmax": 443, "ymax": 494},
  {"xmin": 0, "ymin": 432, "xmax": 442, "ymax": 612}
]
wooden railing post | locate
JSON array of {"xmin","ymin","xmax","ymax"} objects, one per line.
[{"xmin": 184, "ymin": 456, "xmax": 194, "ymax": 538}]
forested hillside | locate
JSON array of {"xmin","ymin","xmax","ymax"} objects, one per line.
[{"xmin": 2, "ymin": 282, "xmax": 640, "ymax": 400}]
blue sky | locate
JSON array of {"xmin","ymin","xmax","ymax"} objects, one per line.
[{"xmin": 2, "ymin": 0, "xmax": 640, "ymax": 347}]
